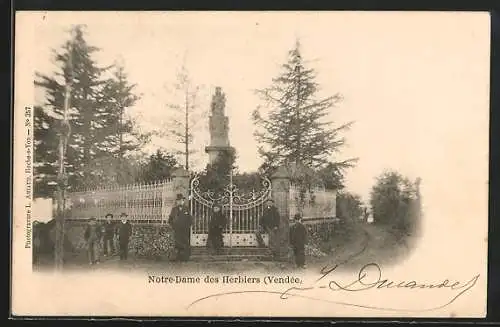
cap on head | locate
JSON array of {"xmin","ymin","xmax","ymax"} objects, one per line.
[
  {"xmin": 120, "ymin": 212, "xmax": 128, "ymax": 218},
  {"xmin": 105, "ymin": 213, "xmax": 113, "ymax": 219},
  {"xmin": 212, "ymin": 203, "xmax": 222, "ymax": 210},
  {"xmin": 266, "ymin": 198, "xmax": 274, "ymax": 203},
  {"xmin": 176, "ymin": 193, "xmax": 185, "ymax": 201},
  {"xmin": 294, "ymin": 213, "xmax": 302, "ymax": 220}
]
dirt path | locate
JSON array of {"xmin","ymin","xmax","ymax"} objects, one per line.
[
  {"xmin": 36, "ymin": 251, "xmax": 298, "ymax": 274},
  {"xmin": 305, "ymin": 222, "xmax": 417, "ymax": 272}
]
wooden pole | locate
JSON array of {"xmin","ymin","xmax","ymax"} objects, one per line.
[
  {"xmin": 118, "ymin": 65, "xmax": 124, "ymax": 185},
  {"xmin": 54, "ymin": 29, "xmax": 75, "ymax": 271}
]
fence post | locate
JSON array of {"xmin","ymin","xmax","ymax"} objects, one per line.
[
  {"xmin": 331, "ymin": 189, "xmax": 337, "ymax": 219},
  {"xmin": 161, "ymin": 181, "xmax": 169, "ymax": 224},
  {"xmin": 271, "ymin": 166, "xmax": 291, "ymax": 261},
  {"xmin": 172, "ymin": 168, "xmax": 190, "ymax": 200}
]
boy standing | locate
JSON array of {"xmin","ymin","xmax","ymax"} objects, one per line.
[
  {"xmin": 102, "ymin": 213, "xmax": 116, "ymax": 256},
  {"xmin": 84, "ymin": 217, "xmax": 102, "ymax": 265},
  {"xmin": 289, "ymin": 213, "xmax": 307, "ymax": 269}
]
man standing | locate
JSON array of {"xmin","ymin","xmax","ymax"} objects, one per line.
[
  {"xmin": 118, "ymin": 213, "xmax": 132, "ymax": 260},
  {"xmin": 84, "ymin": 217, "xmax": 102, "ymax": 265},
  {"xmin": 206, "ymin": 203, "xmax": 227, "ymax": 255},
  {"xmin": 102, "ymin": 213, "xmax": 116, "ymax": 256},
  {"xmin": 168, "ymin": 193, "xmax": 193, "ymax": 262},
  {"xmin": 289, "ymin": 213, "xmax": 307, "ymax": 269},
  {"xmin": 256, "ymin": 198, "xmax": 280, "ymax": 259}
]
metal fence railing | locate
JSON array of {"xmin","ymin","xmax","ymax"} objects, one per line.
[{"xmin": 66, "ymin": 179, "xmax": 175, "ymax": 223}]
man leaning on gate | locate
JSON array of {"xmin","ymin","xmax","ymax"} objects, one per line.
[
  {"xmin": 168, "ymin": 193, "xmax": 193, "ymax": 262},
  {"xmin": 256, "ymin": 198, "xmax": 280, "ymax": 259}
]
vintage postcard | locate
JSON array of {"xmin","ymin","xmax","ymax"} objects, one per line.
[{"xmin": 12, "ymin": 11, "xmax": 489, "ymax": 318}]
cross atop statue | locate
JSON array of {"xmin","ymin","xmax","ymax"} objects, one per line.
[{"xmin": 211, "ymin": 86, "xmax": 226, "ymax": 117}]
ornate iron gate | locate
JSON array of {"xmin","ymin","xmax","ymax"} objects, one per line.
[{"xmin": 189, "ymin": 175, "xmax": 272, "ymax": 247}]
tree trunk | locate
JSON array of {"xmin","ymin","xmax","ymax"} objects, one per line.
[
  {"xmin": 83, "ymin": 91, "xmax": 92, "ymax": 167},
  {"xmin": 184, "ymin": 88, "xmax": 189, "ymax": 171},
  {"xmin": 295, "ymin": 64, "xmax": 301, "ymax": 164},
  {"xmin": 118, "ymin": 99, "xmax": 124, "ymax": 184},
  {"xmin": 54, "ymin": 188, "xmax": 65, "ymax": 269}
]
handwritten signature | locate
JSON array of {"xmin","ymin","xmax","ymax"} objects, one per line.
[{"xmin": 187, "ymin": 263, "xmax": 480, "ymax": 312}]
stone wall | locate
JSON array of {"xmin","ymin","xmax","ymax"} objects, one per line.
[
  {"xmin": 62, "ymin": 222, "xmax": 87, "ymax": 251},
  {"xmin": 62, "ymin": 221, "xmax": 176, "ymax": 260}
]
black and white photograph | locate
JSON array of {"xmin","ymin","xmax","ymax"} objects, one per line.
[{"xmin": 12, "ymin": 11, "xmax": 489, "ymax": 317}]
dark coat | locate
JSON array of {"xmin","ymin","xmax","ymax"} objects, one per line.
[
  {"xmin": 118, "ymin": 222, "xmax": 132, "ymax": 243},
  {"xmin": 168, "ymin": 205, "xmax": 193, "ymax": 248},
  {"xmin": 289, "ymin": 222, "xmax": 307, "ymax": 248},
  {"xmin": 209, "ymin": 211, "xmax": 227, "ymax": 231},
  {"xmin": 260, "ymin": 205, "xmax": 280, "ymax": 230},
  {"xmin": 84, "ymin": 223, "xmax": 102, "ymax": 242},
  {"xmin": 103, "ymin": 222, "xmax": 116, "ymax": 238},
  {"xmin": 207, "ymin": 211, "xmax": 227, "ymax": 249}
]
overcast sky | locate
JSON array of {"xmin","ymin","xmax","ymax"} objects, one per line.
[{"xmin": 29, "ymin": 11, "xmax": 489, "ymax": 205}]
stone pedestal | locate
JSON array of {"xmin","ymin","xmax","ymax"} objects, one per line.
[
  {"xmin": 171, "ymin": 167, "xmax": 190, "ymax": 198},
  {"xmin": 271, "ymin": 166, "xmax": 291, "ymax": 261},
  {"xmin": 205, "ymin": 145, "xmax": 235, "ymax": 165}
]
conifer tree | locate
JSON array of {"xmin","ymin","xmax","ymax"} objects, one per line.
[
  {"xmin": 33, "ymin": 105, "xmax": 59, "ymax": 197},
  {"xmin": 252, "ymin": 41, "xmax": 356, "ymax": 186},
  {"xmin": 99, "ymin": 62, "xmax": 149, "ymax": 184},
  {"xmin": 35, "ymin": 25, "xmax": 106, "ymax": 194},
  {"xmin": 139, "ymin": 149, "xmax": 179, "ymax": 183},
  {"xmin": 34, "ymin": 25, "xmax": 146, "ymax": 196},
  {"xmin": 198, "ymin": 150, "xmax": 236, "ymax": 195}
]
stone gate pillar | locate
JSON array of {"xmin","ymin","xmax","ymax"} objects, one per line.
[
  {"xmin": 271, "ymin": 166, "xmax": 291, "ymax": 261},
  {"xmin": 172, "ymin": 168, "xmax": 190, "ymax": 198}
]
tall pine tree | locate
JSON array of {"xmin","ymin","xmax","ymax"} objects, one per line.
[
  {"xmin": 98, "ymin": 62, "xmax": 149, "ymax": 184},
  {"xmin": 34, "ymin": 25, "xmax": 146, "ymax": 196},
  {"xmin": 252, "ymin": 40, "xmax": 356, "ymax": 187},
  {"xmin": 35, "ymin": 25, "xmax": 105, "ymax": 195}
]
